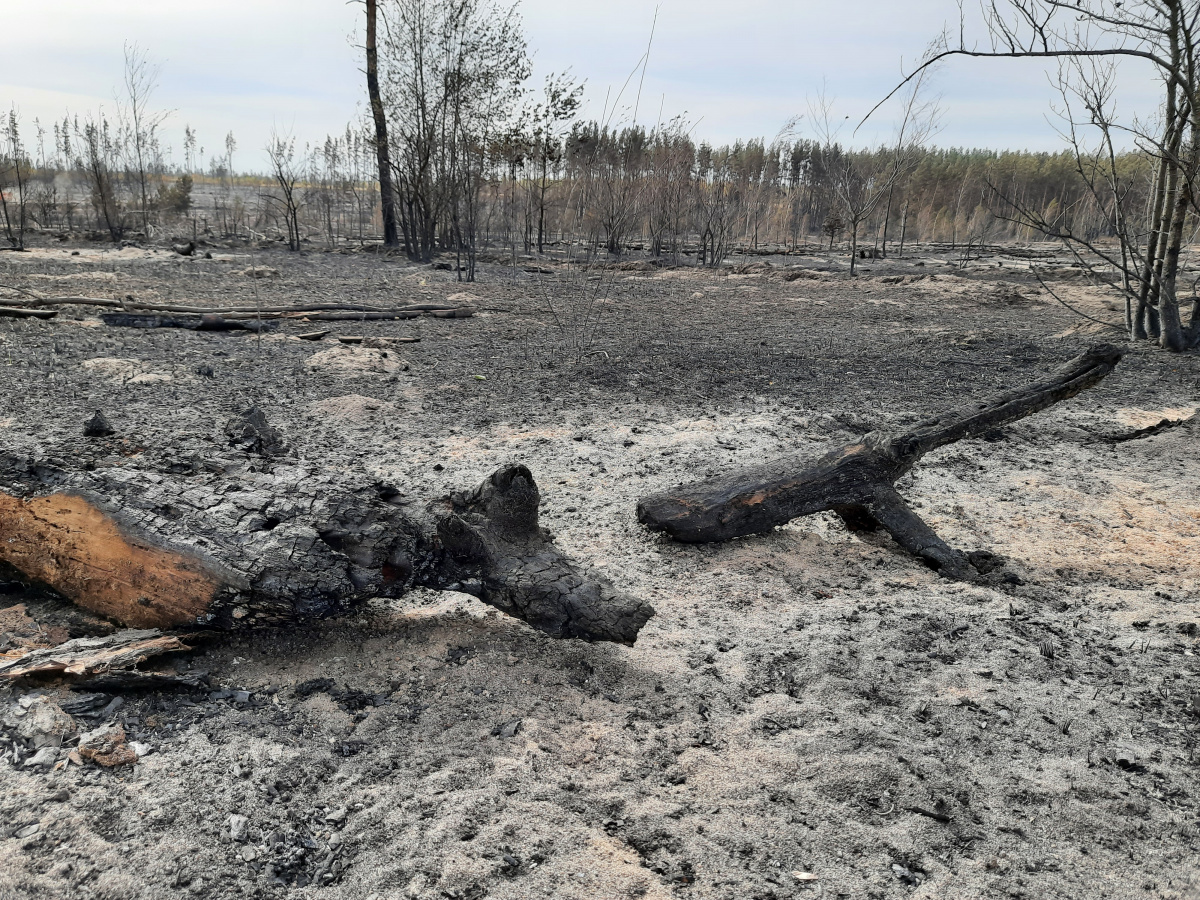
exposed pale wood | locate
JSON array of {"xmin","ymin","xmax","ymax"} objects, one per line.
[
  {"xmin": 0, "ymin": 630, "xmax": 191, "ymax": 679},
  {"xmin": 637, "ymin": 344, "xmax": 1124, "ymax": 579},
  {"xmin": 0, "ymin": 493, "xmax": 220, "ymax": 628},
  {"xmin": 0, "ymin": 437, "xmax": 653, "ymax": 645}
]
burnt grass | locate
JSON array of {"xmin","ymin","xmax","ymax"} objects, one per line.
[{"xmin": 1, "ymin": 241, "xmax": 1199, "ymax": 900}]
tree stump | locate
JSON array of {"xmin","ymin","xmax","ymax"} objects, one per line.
[{"xmin": 637, "ymin": 344, "xmax": 1124, "ymax": 579}]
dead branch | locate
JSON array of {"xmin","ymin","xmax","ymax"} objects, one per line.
[
  {"xmin": 637, "ymin": 344, "xmax": 1124, "ymax": 580},
  {"xmin": 1092, "ymin": 415, "xmax": 1193, "ymax": 444}
]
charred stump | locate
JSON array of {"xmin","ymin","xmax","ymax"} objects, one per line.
[
  {"xmin": 637, "ymin": 344, "xmax": 1124, "ymax": 580},
  {"xmin": 0, "ymin": 423, "xmax": 653, "ymax": 647}
]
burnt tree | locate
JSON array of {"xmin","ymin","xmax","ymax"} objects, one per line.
[
  {"xmin": 0, "ymin": 420, "xmax": 652, "ymax": 646},
  {"xmin": 638, "ymin": 344, "xmax": 1123, "ymax": 579},
  {"xmin": 365, "ymin": 0, "xmax": 400, "ymax": 249}
]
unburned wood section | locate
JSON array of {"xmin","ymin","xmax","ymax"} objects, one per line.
[
  {"xmin": 0, "ymin": 492, "xmax": 218, "ymax": 628},
  {"xmin": 0, "ymin": 630, "xmax": 192, "ymax": 679}
]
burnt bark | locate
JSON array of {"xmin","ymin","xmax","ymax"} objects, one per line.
[
  {"xmin": 637, "ymin": 344, "xmax": 1124, "ymax": 579},
  {"xmin": 0, "ymin": 306, "xmax": 56, "ymax": 320},
  {"xmin": 0, "ymin": 431, "xmax": 652, "ymax": 646},
  {"xmin": 3, "ymin": 296, "xmax": 472, "ymax": 321},
  {"xmin": 366, "ymin": 0, "xmax": 400, "ymax": 249},
  {"xmin": 100, "ymin": 314, "xmax": 276, "ymax": 332}
]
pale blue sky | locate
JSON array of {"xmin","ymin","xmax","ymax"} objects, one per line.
[{"xmin": 2, "ymin": 0, "xmax": 1162, "ymax": 170}]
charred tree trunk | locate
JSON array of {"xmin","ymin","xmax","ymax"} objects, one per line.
[
  {"xmin": 0, "ymin": 427, "xmax": 652, "ymax": 646},
  {"xmin": 1136, "ymin": 145, "xmax": 1171, "ymax": 341},
  {"xmin": 637, "ymin": 344, "xmax": 1123, "ymax": 580},
  {"xmin": 881, "ymin": 183, "xmax": 895, "ymax": 258},
  {"xmin": 366, "ymin": 0, "xmax": 400, "ymax": 249}
]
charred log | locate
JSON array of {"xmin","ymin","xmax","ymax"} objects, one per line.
[
  {"xmin": 100, "ymin": 313, "xmax": 277, "ymax": 332},
  {"xmin": 0, "ymin": 435, "xmax": 652, "ymax": 646},
  {"xmin": 637, "ymin": 344, "xmax": 1124, "ymax": 580},
  {"xmin": 0, "ymin": 306, "xmax": 56, "ymax": 320},
  {"xmin": 3, "ymin": 293, "xmax": 473, "ymax": 320}
]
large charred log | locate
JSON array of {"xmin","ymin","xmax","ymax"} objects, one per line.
[
  {"xmin": 0, "ymin": 426, "xmax": 652, "ymax": 647},
  {"xmin": 637, "ymin": 344, "xmax": 1124, "ymax": 580}
]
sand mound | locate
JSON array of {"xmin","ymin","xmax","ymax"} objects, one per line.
[
  {"xmin": 306, "ymin": 394, "xmax": 401, "ymax": 425},
  {"xmin": 81, "ymin": 358, "xmax": 172, "ymax": 384},
  {"xmin": 305, "ymin": 346, "xmax": 404, "ymax": 377}
]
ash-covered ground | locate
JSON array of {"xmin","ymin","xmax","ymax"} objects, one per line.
[{"xmin": 1, "ymin": 240, "xmax": 1198, "ymax": 900}]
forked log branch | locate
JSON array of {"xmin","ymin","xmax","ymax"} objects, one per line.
[
  {"xmin": 637, "ymin": 344, "xmax": 1124, "ymax": 579},
  {"xmin": 0, "ymin": 428, "xmax": 653, "ymax": 655}
]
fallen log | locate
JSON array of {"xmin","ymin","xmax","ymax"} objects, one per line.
[
  {"xmin": 3, "ymin": 292, "xmax": 470, "ymax": 318},
  {"xmin": 99, "ymin": 307, "xmax": 471, "ymax": 325},
  {"xmin": 0, "ymin": 306, "xmax": 57, "ymax": 319},
  {"xmin": 637, "ymin": 343, "xmax": 1124, "ymax": 580},
  {"xmin": 0, "ymin": 293, "xmax": 122, "ymax": 308},
  {"xmin": 0, "ymin": 416, "xmax": 653, "ymax": 647},
  {"xmin": 100, "ymin": 313, "xmax": 278, "ymax": 332},
  {"xmin": 109, "ymin": 301, "xmax": 463, "ymax": 316},
  {"xmin": 284, "ymin": 309, "xmax": 467, "ymax": 321}
]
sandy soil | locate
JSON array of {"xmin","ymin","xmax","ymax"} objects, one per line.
[{"xmin": 0, "ymin": 241, "xmax": 1198, "ymax": 900}]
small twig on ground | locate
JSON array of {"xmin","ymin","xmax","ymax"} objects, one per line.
[
  {"xmin": 1088, "ymin": 416, "xmax": 1194, "ymax": 445},
  {"xmin": 905, "ymin": 806, "xmax": 952, "ymax": 824}
]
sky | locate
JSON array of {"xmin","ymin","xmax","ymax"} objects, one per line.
[{"xmin": 1, "ymin": 0, "xmax": 1164, "ymax": 172}]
